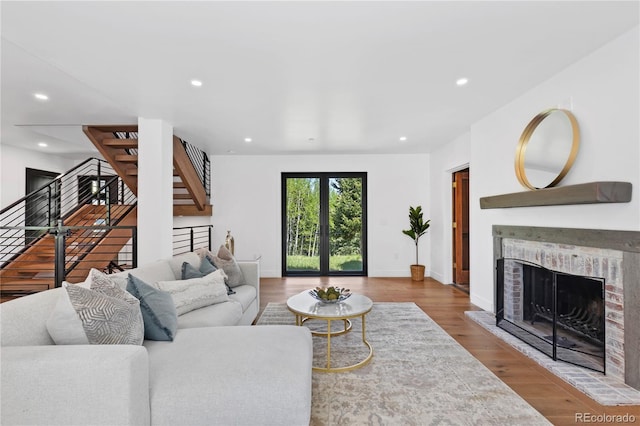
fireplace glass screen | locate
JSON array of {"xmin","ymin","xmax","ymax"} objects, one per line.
[{"xmin": 496, "ymin": 258, "xmax": 605, "ymax": 373}]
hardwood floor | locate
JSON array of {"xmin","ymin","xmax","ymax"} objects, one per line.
[{"xmin": 259, "ymin": 276, "xmax": 640, "ymax": 426}]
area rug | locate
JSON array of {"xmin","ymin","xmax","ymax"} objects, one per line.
[{"xmin": 257, "ymin": 302, "xmax": 551, "ymax": 425}]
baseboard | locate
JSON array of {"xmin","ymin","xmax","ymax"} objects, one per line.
[
  {"xmin": 470, "ymin": 293, "xmax": 493, "ymax": 312},
  {"xmin": 429, "ymin": 271, "xmax": 446, "ymax": 283}
]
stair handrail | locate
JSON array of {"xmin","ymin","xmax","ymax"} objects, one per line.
[
  {"xmin": 179, "ymin": 139, "xmax": 211, "ymax": 197},
  {"xmin": 0, "ymin": 157, "xmax": 108, "ymax": 216}
]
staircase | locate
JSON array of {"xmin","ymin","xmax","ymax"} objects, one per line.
[
  {"xmin": 0, "ymin": 158, "xmax": 137, "ymax": 301},
  {"xmin": 83, "ymin": 125, "xmax": 212, "ymax": 216}
]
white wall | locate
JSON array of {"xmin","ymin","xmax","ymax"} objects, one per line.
[
  {"xmin": 468, "ymin": 26, "xmax": 640, "ymax": 311},
  {"xmin": 0, "ymin": 144, "xmax": 77, "ymax": 209},
  {"xmin": 428, "ymin": 132, "xmax": 471, "ymax": 284},
  {"xmin": 209, "ymin": 154, "xmax": 429, "ymax": 277}
]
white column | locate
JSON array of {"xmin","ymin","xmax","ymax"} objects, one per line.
[{"xmin": 137, "ymin": 118, "xmax": 173, "ymax": 265}]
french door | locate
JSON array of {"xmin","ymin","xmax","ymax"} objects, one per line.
[{"xmin": 282, "ymin": 173, "xmax": 367, "ymax": 276}]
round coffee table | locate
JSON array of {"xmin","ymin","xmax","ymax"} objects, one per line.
[{"xmin": 286, "ymin": 290, "xmax": 373, "ymax": 373}]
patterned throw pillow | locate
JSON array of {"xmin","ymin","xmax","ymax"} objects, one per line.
[
  {"xmin": 212, "ymin": 245, "xmax": 245, "ymax": 288},
  {"xmin": 127, "ymin": 274, "xmax": 178, "ymax": 341},
  {"xmin": 156, "ymin": 269, "xmax": 229, "ymax": 315},
  {"xmin": 46, "ymin": 269, "xmax": 144, "ymax": 345}
]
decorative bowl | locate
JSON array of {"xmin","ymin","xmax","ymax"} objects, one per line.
[{"xmin": 309, "ymin": 286, "xmax": 352, "ymax": 304}]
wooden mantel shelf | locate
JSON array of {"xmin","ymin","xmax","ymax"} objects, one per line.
[{"xmin": 480, "ymin": 181, "xmax": 632, "ymax": 209}]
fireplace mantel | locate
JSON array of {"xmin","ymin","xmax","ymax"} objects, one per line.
[
  {"xmin": 480, "ymin": 181, "xmax": 631, "ymax": 209},
  {"xmin": 493, "ymin": 225, "xmax": 640, "ymax": 253}
]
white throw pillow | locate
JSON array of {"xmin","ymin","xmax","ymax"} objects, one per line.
[{"xmin": 155, "ymin": 269, "xmax": 229, "ymax": 315}]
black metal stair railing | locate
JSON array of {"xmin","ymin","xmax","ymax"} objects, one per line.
[
  {"xmin": 0, "ymin": 158, "xmax": 138, "ymax": 298},
  {"xmin": 172, "ymin": 225, "xmax": 213, "ymax": 256},
  {"xmin": 180, "ymin": 139, "xmax": 211, "ymax": 197}
]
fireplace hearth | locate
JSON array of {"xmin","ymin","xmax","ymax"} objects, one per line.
[{"xmin": 497, "ymin": 258, "xmax": 605, "ymax": 373}]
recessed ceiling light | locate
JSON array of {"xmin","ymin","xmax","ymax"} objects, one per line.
[
  {"xmin": 34, "ymin": 93, "xmax": 49, "ymax": 101},
  {"xmin": 244, "ymin": 137, "xmax": 252, "ymax": 143},
  {"xmin": 456, "ymin": 78, "xmax": 469, "ymax": 86},
  {"xmin": 308, "ymin": 138, "xmax": 315, "ymax": 143},
  {"xmin": 399, "ymin": 136, "xmax": 407, "ymax": 142},
  {"xmin": 38, "ymin": 142, "xmax": 48, "ymax": 147},
  {"xmin": 227, "ymin": 150, "xmax": 235, "ymax": 154},
  {"xmin": 190, "ymin": 79, "xmax": 203, "ymax": 87}
]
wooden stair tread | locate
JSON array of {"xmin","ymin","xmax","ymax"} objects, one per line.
[
  {"xmin": 102, "ymin": 138, "xmax": 138, "ymax": 148},
  {"xmin": 114, "ymin": 154, "xmax": 138, "ymax": 162},
  {"xmin": 1, "ymin": 277, "xmax": 53, "ymax": 284}
]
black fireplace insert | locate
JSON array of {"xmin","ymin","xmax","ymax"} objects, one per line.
[{"xmin": 496, "ymin": 258, "xmax": 605, "ymax": 373}]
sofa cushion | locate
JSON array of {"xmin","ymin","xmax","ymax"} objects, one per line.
[
  {"xmin": 144, "ymin": 326, "xmax": 312, "ymax": 426},
  {"xmin": 126, "ymin": 260, "xmax": 180, "ymax": 287},
  {"xmin": 155, "ymin": 269, "xmax": 229, "ymax": 315},
  {"xmin": 228, "ymin": 284, "xmax": 257, "ymax": 312},
  {"xmin": 1, "ymin": 288, "xmax": 62, "ymax": 346},
  {"xmin": 212, "ymin": 245, "xmax": 245, "ymax": 288},
  {"xmin": 176, "ymin": 300, "xmax": 243, "ymax": 328},
  {"xmin": 126, "ymin": 274, "xmax": 178, "ymax": 341},
  {"xmin": 47, "ymin": 272, "xmax": 144, "ymax": 346}
]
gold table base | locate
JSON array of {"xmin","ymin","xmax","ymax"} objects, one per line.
[{"xmin": 295, "ymin": 314, "xmax": 373, "ymax": 373}]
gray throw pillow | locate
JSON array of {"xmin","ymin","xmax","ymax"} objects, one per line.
[
  {"xmin": 127, "ymin": 274, "xmax": 178, "ymax": 341},
  {"xmin": 212, "ymin": 245, "xmax": 245, "ymax": 288},
  {"xmin": 69, "ymin": 285, "xmax": 143, "ymax": 345}
]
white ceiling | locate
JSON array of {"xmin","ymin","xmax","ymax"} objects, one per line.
[{"xmin": 1, "ymin": 1, "xmax": 638, "ymax": 159}]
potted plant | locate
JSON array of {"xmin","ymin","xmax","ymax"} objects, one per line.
[{"xmin": 402, "ymin": 205, "xmax": 431, "ymax": 281}]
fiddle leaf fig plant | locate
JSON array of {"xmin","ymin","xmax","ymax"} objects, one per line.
[{"xmin": 402, "ymin": 205, "xmax": 431, "ymax": 265}]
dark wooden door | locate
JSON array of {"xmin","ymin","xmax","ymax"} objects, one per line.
[
  {"xmin": 25, "ymin": 168, "xmax": 60, "ymax": 243},
  {"xmin": 452, "ymin": 169, "xmax": 470, "ymax": 285}
]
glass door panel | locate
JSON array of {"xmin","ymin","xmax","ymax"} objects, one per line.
[
  {"xmin": 284, "ymin": 177, "xmax": 320, "ymax": 273},
  {"xmin": 329, "ymin": 177, "xmax": 364, "ymax": 273}
]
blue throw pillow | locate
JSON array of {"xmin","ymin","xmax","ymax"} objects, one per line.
[
  {"xmin": 200, "ymin": 256, "xmax": 218, "ymax": 275},
  {"xmin": 182, "ymin": 260, "xmax": 235, "ymax": 295},
  {"xmin": 182, "ymin": 261, "xmax": 204, "ymax": 280},
  {"xmin": 126, "ymin": 274, "xmax": 178, "ymax": 341}
]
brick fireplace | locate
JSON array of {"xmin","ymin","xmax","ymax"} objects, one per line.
[{"xmin": 492, "ymin": 225, "xmax": 640, "ymax": 391}]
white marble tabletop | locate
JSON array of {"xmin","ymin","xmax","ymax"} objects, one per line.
[{"xmin": 286, "ymin": 290, "xmax": 373, "ymax": 319}]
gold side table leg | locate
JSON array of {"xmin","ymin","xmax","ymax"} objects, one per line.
[
  {"xmin": 362, "ymin": 313, "xmax": 369, "ymax": 344},
  {"xmin": 326, "ymin": 320, "xmax": 331, "ymax": 369}
]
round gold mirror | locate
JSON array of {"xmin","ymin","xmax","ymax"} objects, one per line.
[{"xmin": 515, "ymin": 108, "xmax": 580, "ymax": 190}]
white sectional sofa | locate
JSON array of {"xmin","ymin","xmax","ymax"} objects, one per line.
[{"xmin": 0, "ymin": 252, "xmax": 313, "ymax": 426}]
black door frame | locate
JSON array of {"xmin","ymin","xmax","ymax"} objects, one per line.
[{"xmin": 281, "ymin": 172, "xmax": 368, "ymax": 277}]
